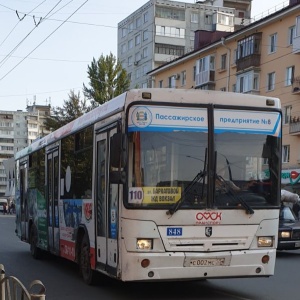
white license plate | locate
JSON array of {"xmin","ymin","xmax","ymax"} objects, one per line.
[
  {"xmin": 190, "ymin": 258, "xmax": 226, "ymax": 267},
  {"xmin": 295, "ymin": 242, "xmax": 300, "ymax": 248}
]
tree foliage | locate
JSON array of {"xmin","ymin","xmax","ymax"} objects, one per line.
[
  {"xmin": 44, "ymin": 90, "xmax": 89, "ymax": 131},
  {"xmin": 83, "ymin": 52, "xmax": 130, "ymax": 107}
]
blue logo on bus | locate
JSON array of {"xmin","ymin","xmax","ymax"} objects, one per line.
[
  {"xmin": 131, "ymin": 106, "xmax": 152, "ymax": 128},
  {"xmin": 167, "ymin": 227, "xmax": 182, "ymax": 236}
]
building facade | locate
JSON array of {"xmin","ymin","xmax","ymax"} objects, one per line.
[
  {"xmin": 118, "ymin": 0, "xmax": 252, "ymax": 89},
  {"xmin": 0, "ymin": 104, "xmax": 51, "ymax": 198},
  {"xmin": 147, "ymin": 0, "xmax": 300, "ymax": 189}
]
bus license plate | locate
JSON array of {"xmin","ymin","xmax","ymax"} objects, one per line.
[
  {"xmin": 190, "ymin": 258, "xmax": 226, "ymax": 267},
  {"xmin": 295, "ymin": 242, "xmax": 300, "ymax": 248}
]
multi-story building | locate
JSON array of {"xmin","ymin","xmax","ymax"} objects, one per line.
[
  {"xmin": 1, "ymin": 103, "xmax": 51, "ymax": 198},
  {"xmin": 118, "ymin": 0, "xmax": 252, "ymax": 89},
  {"xmin": 147, "ymin": 0, "xmax": 300, "ymax": 189}
]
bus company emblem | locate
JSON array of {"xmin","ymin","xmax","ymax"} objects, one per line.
[
  {"xmin": 195, "ymin": 211, "xmax": 222, "ymax": 225},
  {"xmin": 83, "ymin": 202, "xmax": 92, "ymax": 222},
  {"xmin": 131, "ymin": 106, "xmax": 152, "ymax": 128},
  {"xmin": 205, "ymin": 227, "xmax": 212, "ymax": 237}
]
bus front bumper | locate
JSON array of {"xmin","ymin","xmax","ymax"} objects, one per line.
[{"xmin": 121, "ymin": 249, "xmax": 276, "ymax": 282}]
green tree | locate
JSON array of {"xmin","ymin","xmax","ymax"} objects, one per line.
[
  {"xmin": 45, "ymin": 90, "xmax": 89, "ymax": 131},
  {"xmin": 83, "ymin": 52, "xmax": 130, "ymax": 107}
]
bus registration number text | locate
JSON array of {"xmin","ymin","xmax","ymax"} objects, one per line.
[{"xmin": 190, "ymin": 258, "xmax": 225, "ymax": 267}]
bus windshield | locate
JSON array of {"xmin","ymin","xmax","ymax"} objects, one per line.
[{"xmin": 126, "ymin": 105, "xmax": 281, "ymax": 210}]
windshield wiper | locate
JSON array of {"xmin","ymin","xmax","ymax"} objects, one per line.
[
  {"xmin": 167, "ymin": 170, "xmax": 206, "ymax": 216},
  {"xmin": 216, "ymin": 175, "xmax": 254, "ymax": 215}
]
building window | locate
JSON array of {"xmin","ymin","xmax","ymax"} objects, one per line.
[
  {"xmin": 142, "ymin": 48, "xmax": 148, "ymax": 59},
  {"xmin": 286, "ymin": 66, "xmax": 294, "ymax": 86},
  {"xmin": 191, "ymin": 13, "xmax": 198, "ymax": 23},
  {"xmin": 128, "ymin": 56, "xmax": 133, "ymax": 66},
  {"xmin": 220, "ymin": 87, "xmax": 226, "ymax": 91},
  {"xmin": 232, "ymin": 84, "xmax": 236, "ymax": 92},
  {"xmin": 181, "ymin": 70, "xmax": 186, "ymax": 86},
  {"xmin": 288, "ymin": 26, "xmax": 295, "ymax": 45},
  {"xmin": 267, "ymin": 72, "xmax": 275, "ymax": 91},
  {"xmin": 237, "ymin": 35, "xmax": 260, "ymax": 59},
  {"xmin": 154, "ymin": 43, "xmax": 184, "ymax": 56},
  {"xmin": 135, "ymin": 52, "xmax": 141, "ymax": 62},
  {"xmin": 136, "ymin": 17, "xmax": 141, "ymax": 28},
  {"xmin": 220, "ymin": 53, "xmax": 227, "ymax": 70},
  {"xmin": 193, "ymin": 66, "xmax": 196, "ymax": 82},
  {"xmin": 236, "ymin": 71, "xmax": 259, "ymax": 93},
  {"xmin": 168, "ymin": 76, "xmax": 176, "ymax": 88},
  {"xmin": 217, "ymin": 12, "xmax": 233, "ymax": 26},
  {"xmin": 128, "ymin": 22, "xmax": 134, "ymax": 33},
  {"xmin": 142, "ymin": 64, "xmax": 148, "ymax": 75},
  {"xmin": 282, "ymin": 145, "xmax": 290, "ymax": 163},
  {"xmin": 143, "ymin": 30, "xmax": 148, "ymax": 41},
  {"xmin": 121, "ymin": 43, "xmax": 126, "ymax": 54},
  {"xmin": 135, "ymin": 35, "xmax": 141, "ymax": 46},
  {"xmin": 269, "ymin": 33, "xmax": 277, "ymax": 53},
  {"xmin": 296, "ymin": 16, "xmax": 300, "ymax": 37},
  {"xmin": 144, "ymin": 11, "xmax": 148, "ymax": 23},
  {"xmin": 155, "ymin": 7, "xmax": 185, "ymax": 21},
  {"xmin": 159, "ymin": 80, "xmax": 163, "ymax": 88},
  {"xmin": 135, "ymin": 68, "xmax": 141, "ymax": 79},
  {"xmin": 128, "ymin": 39, "xmax": 133, "ymax": 50},
  {"xmin": 205, "ymin": 14, "xmax": 212, "ymax": 25},
  {"xmin": 283, "ymin": 105, "xmax": 292, "ymax": 125},
  {"xmin": 195, "ymin": 55, "xmax": 215, "ymax": 86},
  {"xmin": 156, "ymin": 25, "xmax": 185, "ymax": 38},
  {"xmin": 142, "ymin": 82, "xmax": 147, "ymax": 88},
  {"xmin": 121, "ymin": 27, "xmax": 127, "ymax": 38}
]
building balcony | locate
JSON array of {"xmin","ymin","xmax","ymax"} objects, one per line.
[
  {"xmin": 236, "ymin": 54, "xmax": 261, "ymax": 72},
  {"xmin": 289, "ymin": 117, "xmax": 300, "ymax": 135},
  {"xmin": 293, "ymin": 35, "xmax": 300, "ymax": 54},
  {"xmin": 195, "ymin": 70, "xmax": 215, "ymax": 88},
  {"xmin": 292, "ymin": 76, "xmax": 300, "ymax": 94}
]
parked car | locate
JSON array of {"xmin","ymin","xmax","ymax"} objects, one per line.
[
  {"xmin": 0, "ymin": 199, "xmax": 8, "ymax": 212},
  {"xmin": 277, "ymin": 204, "xmax": 300, "ymax": 251}
]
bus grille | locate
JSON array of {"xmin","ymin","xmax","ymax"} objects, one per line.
[{"xmin": 292, "ymin": 230, "xmax": 300, "ymax": 240}]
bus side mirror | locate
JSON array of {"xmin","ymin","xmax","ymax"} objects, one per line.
[
  {"xmin": 262, "ymin": 143, "xmax": 271, "ymax": 159},
  {"xmin": 110, "ymin": 133, "xmax": 127, "ymax": 168}
]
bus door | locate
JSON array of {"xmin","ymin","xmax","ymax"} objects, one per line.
[
  {"xmin": 46, "ymin": 148, "xmax": 60, "ymax": 254},
  {"xmin": 19, "ymin": 162, "xmax": 28, "ymax": 241},
  {"xmin": 95, "ymin": 128, "xmax": 119, "ymax": 275}
]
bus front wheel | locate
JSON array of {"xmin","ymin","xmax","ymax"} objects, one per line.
[
  {"xmin": 79, "ymin": 234, "xmax": 95, "ymax": 285},
  {"xmin": 30, "ymin": 225, "xmax": 41, "ymax": 259}
]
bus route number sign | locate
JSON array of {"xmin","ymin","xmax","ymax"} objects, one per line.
[{"xmin": 167, "ymin": 227, "xmax": 182, "ymax": 236}]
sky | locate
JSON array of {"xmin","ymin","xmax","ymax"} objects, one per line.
[{"xmin": 0, "ymin": 0, "xmax": 289, "ymax": 111}]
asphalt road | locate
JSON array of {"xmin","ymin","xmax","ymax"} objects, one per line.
[{"xmin": 1, "ymin": 214, "xmax": 300, "ymax": 300}]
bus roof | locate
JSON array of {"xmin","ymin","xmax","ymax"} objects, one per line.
[{"xmin": 15, "ymin": 88, "xmax": 280, "ymax": 160}]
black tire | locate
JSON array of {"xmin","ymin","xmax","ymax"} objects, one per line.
[
  {"xmin": 30, "ymin": 225, "xmax": 42, "ymax": 259},
  {"xmin": 79, "ymin": 234, "xmax": 96, "ymax": 285}
]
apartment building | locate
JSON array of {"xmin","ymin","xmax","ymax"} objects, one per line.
[
  {"xmin": 0, "ymin": 104, "xmax": 51, "ymax": 197},
  {"xmin": 118, "ymin": 0, "xmax": 252, "ymax": 89},
  {"xmin": 147, "ymin": 0, "xmax": 300, "ymax": 189}
]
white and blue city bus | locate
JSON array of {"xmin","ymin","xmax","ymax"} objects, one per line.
[{"xmin": 14, "ymin": 88, "xmax": 282, "ymax": 284}]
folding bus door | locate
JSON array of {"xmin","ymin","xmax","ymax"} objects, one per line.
[
  {"xmin": 47, "ymin": 149, "xmax": 60, "ymax": 254},
  {"xmin": 95, "ymin": 128, "xmax": 119, "ymax": 276}
]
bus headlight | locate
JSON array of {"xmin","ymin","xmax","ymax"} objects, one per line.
[
  {"xmin": 280, "ymin": 231, "xmax": 291, "ymax": 238},
  {"xmin": 258, "ymin": 236, "xmax": 273, "ymax": 247},
  {"xmin": 137, "ymin": 239, "xmax": 153, "ymax": 250}
]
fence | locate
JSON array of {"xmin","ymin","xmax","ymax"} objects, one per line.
[{"xmin": 0, "ymin": 264, "xmax": 46, "ymax": 300}]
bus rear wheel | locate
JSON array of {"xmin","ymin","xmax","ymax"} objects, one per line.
[
  {"xmin": 30, "ymin": 225, "xmax": 41, "ymax": 259},
  {"xmin": 80, "ymin": 234, "xmax": 95, "ymax": 285}
]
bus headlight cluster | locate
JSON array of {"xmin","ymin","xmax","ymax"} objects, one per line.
[
  {"xmin": 136, "ymin": 239, "xmax": 153, "ymax": 250},
  {"xmin": 280, "ymin": 231, "xmax": 291, "ymax": 238},
  {"xmin": 257, "ymin": 236, "xmax": 273, "ymax": 247}
]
